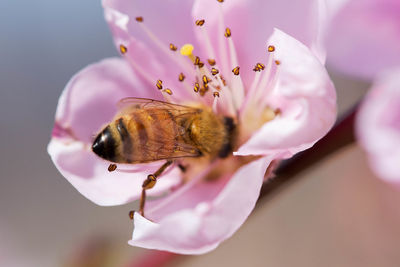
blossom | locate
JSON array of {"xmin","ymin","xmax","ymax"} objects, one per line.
[
  {"xmin": 48, "ymin": 0, "xmax": 336, "ymax": 254},
  {"xmin": 326, "ymin": 0, "xmax": 400, "ymax": 79},
  {"xmin": 326, "ymin": 0, "xmax": 400, "ymax": 186},
  {"xmin": 356, "ymin": 69, "xmax": 400, "ymax": 186}
]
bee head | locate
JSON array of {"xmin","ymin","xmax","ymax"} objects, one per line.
[{"xmin": 92, "ymin": 126, "xmax": 116, "ymax": 162}]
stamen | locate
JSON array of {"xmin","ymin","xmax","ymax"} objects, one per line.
[
  {"xmin": 202, "ymin": 75, "xmax": 211, "ymax": 84},
  {"xmin": 268, "ymin": 45, "xmax": 275, "ymax": 52},
  {"xmin": 178, "ymin": 73, "xmax": 185, "ymax": 81},
  {"xmin": 232, "ymin": 66, "xmax": 240, "ymax": 75},
  {"xmin": 199, "ymin": 87, "xmax": 207, "ymax": 96},
  {"xmin": 194, "ymin": 56, "xmax": 201, "ymax": 65},
  {"xmin": 211, "ymin": 68, "xmax": 219, "ymax": 75},
  {"xmin": 257, "ymin": 63, "xmax": 265, "ymax": 70},
  {"xmin": 119, "ymin": 44, "xmax": 128, "ymax": 54},
  {"xmin": 169, "ymin": 43, "xmax": 178, "ymax": 51},
  {"xmin": 194, "ymin": 82, "xmax": 200, "ymax": 92},
  {"xmin": 213, "ymin": 91, "xmax": 220, "ymax": 97},
  {"xmin": 224, "ymin": 27, "xmax": 232, "ymax": 38},
  {"xmin": 163, "ymin": 88, "xmax": 173, "ymax": 95},
  {"xmin": 108, "ymin": 164, "xmax": 117, "ymax": 172},
  {"xmin": 135, "ymin": 16, "xmax": 144, "ymax": 22},
  {"xmin": 217, "ymin": 0, "xmax": 224, "ymax": 2},
  {"xmin": 208, "ymin": 59, "xmax": 216, "ymax": 66},
  {"xmin": 156, "ymin": 79, "xmax": 163, "ymax": 90},
  {"xmin": 195, "ymin": 19, "xmax": 205, "ymax": 26},
  {"xmin": 275, "ymin": 60, "xmax": 281, "ymax": 65},
  {"xmin": 129, "ymin": 210, "xmax": 134, "ymax": 220}
]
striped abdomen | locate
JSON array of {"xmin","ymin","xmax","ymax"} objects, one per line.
[{"xmin": 92, "ymin": 108, "xmax": 198, "ymax": 163}]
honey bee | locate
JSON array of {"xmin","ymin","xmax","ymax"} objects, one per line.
[{"xmin": 92, "ymin": 97, "xmax": 236, "ymax": 216}]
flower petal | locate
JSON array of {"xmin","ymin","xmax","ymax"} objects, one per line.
[
  {"xmin": 326, "ymin": 0, "xmax": 400, "ymax": 79},
  {"xmin": 102, "ymin": 0, "xmax": 199, "ymax": 102},
  {"xmin": 235, "ymin": 29, "xmax": 336, "ymax": 157},
  {"xmin": 128, "ymin": 156, "xmax": 274, "ymax": 254},
  {"xmin": 356, "ymin": 68, "xmax": 400, "ymax": 186},
  {"xmin": 192, "ymin": 0, "xmax": 328, "ymax": 86},
  {"xmin": 48, "ymin": 58, "xmax": 180, "ymax": 206}
]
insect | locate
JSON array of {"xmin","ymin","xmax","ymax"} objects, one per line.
[{"xmin": 92, "ymin": 97, "xmax": 236, "ymax": 216}]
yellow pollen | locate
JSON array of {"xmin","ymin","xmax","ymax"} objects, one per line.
[
  {"xmin": 211, "ymin": 68, "xmax": 219, "ymax": 75},
  {"xmin": 194, "ymin": 56, "xmax": 201, "ymax": 65},
  {"xmin": 180, "ymin": 44, "xmax": 194, "ymax": 56},
  {"xmin": 135, "ymin": 16, "xmax": 144, "ymax": 22},
  {"xmin": 224, "ymin": 27, "xmax": 232, "ymax": 38},
  {"xmin": 156, "ymin": 79, "xmax": 163, "ymax": 90},
  {"xmin": 213, "ymin": 91, "xmax": 220, "ymax": 97},
  {"xmin": 268, "ymin": 45, "xmax": 275, "ymax": 52},
  {"xmin": 195, "ymin": 19, "xmax": 205, "ymax": 26},
  {"xmin": 232, "ymin": 66, "xmax": 240, "ymax": 75},
  {"xmin": 208, "ymin": 59, "xmax": 216, "ymax": 66},
  {"xmin": 275, "ymin": 60, "xmax": 281, "ymax": 65},
  {"xmin": 178, "ymin": 73, "xmax": 185, "ymax": 81},
  {"xmin": 164, "ymin": 88, "xmax": 173, "ymax": 95},
  {"xmin": 119, "ymin": 44, "xmax": 128, "ymax": 54},
  {"xmin": 169, "ymin": 43, "xmax": 178, "ymax": 51},
  {"xmin": 202, "ymin": 75, "xmax": 210, "ymax": 84}
]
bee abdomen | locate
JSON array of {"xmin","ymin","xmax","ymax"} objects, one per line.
[
  {"xmin": 116, "ymin": 117, "xmax": 133, "ymax": 162},
  {"xmin": 92, "ymin": 126, "xmax": 117, "ymax": 162}
]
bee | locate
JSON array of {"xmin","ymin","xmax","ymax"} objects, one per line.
[{"xmin": 92, "ymin": 97, "xmax": 236, "ymax": 216}]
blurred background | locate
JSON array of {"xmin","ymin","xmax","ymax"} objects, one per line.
[{"xmin": 1, "ymin": 1, "xmax": 400, "ymax": 267}]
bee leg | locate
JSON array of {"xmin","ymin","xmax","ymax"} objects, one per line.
[{"xmin": 139, "ymin": 160, "xmax": 173, "ymax": 217}]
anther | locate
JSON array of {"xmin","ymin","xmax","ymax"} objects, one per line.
[
  {"xmin": 211, "ymin": 68, "xmax": 219, "ymax": 75},
  {"xmin": 129, "ymin": 210, "xmax": 134, "ymax": 220},
  {"xmin": 232, "ymin": 66, "xmax": 240, "ymax": 75},
  {"xmin": 108, "ymin": 164, "xmax": 117, "ymax": 172},
  {"xmin": 156, "ymin": 79, "xmax": 163, "ymax": 90},
  {"xmin": 198, "ymin": 62, "xmax": 204, "ymax": 68},
  {"xmin": 208, "ymin": 59, "xmax": 216, "ymax": 66},
  {"xmin": 213, "ymin": 91, "xmax": 220, "ymax": 97},
  {"xmin": 135, "ymin": 16, "xmax": 144, "ymax": 22},
  {"xmin": 119, "ymin": 44, "xmax": 128, "ymax": 54},
  {"xmin": 224, "ymin": 27, "xmax": 232, "ymax": 38},
  {"xmin": 143, "ymin": 174, "xmax": 157, "ymax": 189},
  {"xmin": 202, "ymin": 75, "xmax": 210, "ymax": 84},
  {"xmin": 268, "ymin": 45, "xmax": 275, "ymax": 52},
  {"xmin": 217, "ymin": 0, "xmax": 224, "ymax": 2},
  {"xmin": 178, "ymin": 73, "xmax": 185, "ymax": 81},
  {"xmin": 220, "ymin": 75, "xmax": 227, "ymax": 86},
  {"xmin": 169, "ymin": 43, "xmax": 178, "ymax": 51},
  {"xmin": 194, "ymin": 56, "xmax": 201, "ymax": 65},
  {"xmin": 164, "ymin": 88, "xmax": 173, "ymax": 95},
  {"xmin": 195, "ymin": 19, "xmax": 205, "ymax": 26},
  {"xmin": 194, "ymin": 82, "xmax": 200, "ymax": 92},
  {"xmin": 199, "ymin": 87, "xmax": 207, "ymax": 96},
  {"xmin": 275, "ymin": 60, "xmax": 281, "ymax": 65},
  {"xmin": 256, "ymin": 63, "xmax": 265, "ymax": 70}
]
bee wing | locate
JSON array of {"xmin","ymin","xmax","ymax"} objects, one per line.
[
  {"xmin": 116, "ymin": 97, "xmax": 198, "ymax": 114},
  {"xmin": 116, "ymin": 97, "xmax": 203, "ymax": 162}
]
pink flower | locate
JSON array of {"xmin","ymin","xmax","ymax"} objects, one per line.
[
  {"xmin": 48, "ymin": 0, "xmax": 336, "ymax": 254},
  {"xmin": 356, "ymin": 69, "xmax": 400, "ymax": 186},
  {"xmin": 326, "ymin": 0, "xmax": 400, "ymax": 79},
  {"xmin": 326, "ymin": 0, "xmax": 400, "ymax": 187}
]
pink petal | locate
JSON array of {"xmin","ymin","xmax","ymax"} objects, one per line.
[
  {"xmin": 102, "ymin": 0, "xmax": 199, "ymax": 101},
  {"xmin": 129, "ymin": 156, "xmax": 275, "ymax": 254},
  {"xmin": 356, "ymin": 68, "xmax": 400, "ymax": 186},
  {"xmin": 235, "ymin": 29, "xmax": 336, "ymax": 157},
  {"xmin": 48, "ymin": 58, "xmax": 180, "ymax": 206},
  {"xmin": 326, "ymin": 0, "xmax": 400, "ymax": 79},
  {"xmin": 192, "ymin": 0, "xmax": 328, "ymax": 87}
]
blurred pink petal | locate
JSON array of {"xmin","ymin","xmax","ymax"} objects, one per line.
[
  {"xmin": 356, "ymin": 68, "xmax": 400, "ymax": 186},
  {"xmin": 129, "ymin": 156, "xmax": 274, "ymax": 254},
  {"xmin": 235, "ymin": 29, "xmax": 336, "ymax": 157},
  {"xmin": 326, "ymin": 0, "xmax": 400, "ymax": 79},
  {"xmin": 48, "ymin": 58, "xmax": 180, "ymax": 206}
]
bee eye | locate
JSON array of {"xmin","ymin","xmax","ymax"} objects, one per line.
[{"xmin": 92, "ymin": 126, "xmax": 116, "ymax": 161}]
